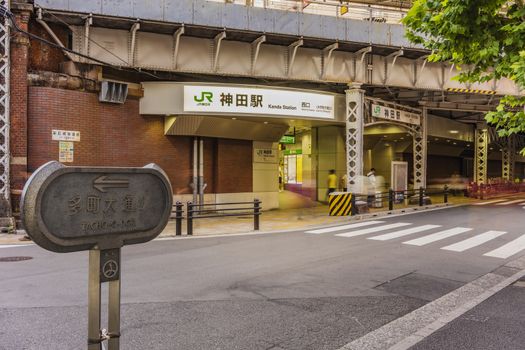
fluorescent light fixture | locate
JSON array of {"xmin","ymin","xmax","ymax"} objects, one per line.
[{"xmin": 449, "ymin": 130, "xmax": 459, "ymax": 134}]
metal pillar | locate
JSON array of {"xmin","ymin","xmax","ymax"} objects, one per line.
[
  {"xmin": 345, "ymin": 84, "xmax": 365, "ymax": 193},
  {"xmin": 413, "ymin": 108, "xmax": 427, "ymax": 189},
  {"xmin": 0, "ymin": 0, "xmax": 10, "ymax": 202},
  {"xmin": 475, "ymin": 127, "xmax": 489, "ymax": 185},
  {"xmin": 502, "ymin": 136, "xmax": 515, "ymax": 181},
  {"xmin": 88, "ymin": 249, "xmax": 121, "ymax": 350}
]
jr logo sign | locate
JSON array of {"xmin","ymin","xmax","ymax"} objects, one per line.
[{"xmin": 194, "ymin": 91, "xmax": 213, "ymax": 104}]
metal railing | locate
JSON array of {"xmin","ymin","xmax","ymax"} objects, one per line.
[
  {"xmin": 467, "ymin": 181, "xmax": 525, "ymax": 199},
  {"xmin": 352, "ymin": 186, "xmax": 450, "ymax": 213},
  {"xmin": 173, "ymin": 199, "xmax": 262, "ymax": 236},
  {"xmin": 210, "ymin": 0, "xmax": 407, "ymax": 24}
]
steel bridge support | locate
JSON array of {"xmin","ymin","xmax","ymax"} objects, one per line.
[
  {"xmin": 475, "ymin": 127, "xmax": 489, "ymax": 185},
  {"xmin": 345, "ymin": 84, "xmax": 365, "ymax": 193},
  {"xmin": 413, "ymin": 108, "xmax": 427, "ymax": 189},
  {"xmin": 502, "ymin": 136, "xmax": 515, "ymax": 181},
  {"xmin": 0, "ymin": 0, "xmax": 9, "ymax": 204}
]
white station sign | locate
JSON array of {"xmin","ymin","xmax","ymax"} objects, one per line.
[
  {"xmin": 184, "ymin": 85, "xmax": 335, "ymax": 119},
  {"xmin": 371, "ymin": 104, "xmax": 421, "ymax": 126}
]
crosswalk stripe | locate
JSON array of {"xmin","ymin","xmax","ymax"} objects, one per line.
[
  {"xmin": 368, "ymin": 225, "xmax": 441, "ymax": 241},
  {"xmin": 441, "ymin": 231, "xmax": 506, "ymax": 252},
  {"xmin": 0, "ymin": 244, "xmax": 33, "ymax": 249},
  {"xmin": 305, "ymin": 221, "xmax": 384, "ymax": 234},
  {"xmin": 403, "ymin": 227, "xmax": 472, "ymax": 246},
  {"xmin": 472, "ymin": 199, "xmax": 506, "ymax": 206},
  {"xmin": 495, "ymin": 199, "xmax": 525, "ymax": 206},
  {"xmin": 336, "ymin": 222, "xmax": 411, "ymax": 238},
  {"xmin": 484, "ymin": 234, "xmax": 525, "ymax": 259}
]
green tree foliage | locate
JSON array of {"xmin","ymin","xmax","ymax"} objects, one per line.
[{"xmin": 403, "ymin": 0, "xmax": 525, "ymax": 145}]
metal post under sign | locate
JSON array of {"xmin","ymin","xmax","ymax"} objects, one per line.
[{"xmin": 21, "ymin": 161, "xmax": 173, "ymax": 349}]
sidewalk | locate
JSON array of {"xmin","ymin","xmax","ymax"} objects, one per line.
[{"xmin": 0, "ymin": 192, "xmax": 482, "ymax": 245}]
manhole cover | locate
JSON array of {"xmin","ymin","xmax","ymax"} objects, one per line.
[{"xmin": 0, "ymin": 256, "xmax": 33, "ymax": 262}]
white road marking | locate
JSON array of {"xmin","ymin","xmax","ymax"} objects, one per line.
[
  {"xmin": 339, "ymin": 255, "xmax": 525, "ymax": 350},
  {"xmin": 441, "ymin": 231, "xmax": 506, "ymax": 252},
  {"xmin": 484, "ymin": 234, "xmax": 525, "ymax": 259},
  {"xmin": 335, "ymin": 222, "xmax": 411, "ymax": 238},
  {"xmin": 472, "ymin": 199, "xmax": 507, "ymax": 205},
  {"xmin": 0, "ymin": 244, "xmax": 33, "ymax": 249},
  {"xmin": 403, "ymin": 227, "xmax": 472, "ymax": 246},
  {"xmin": 305, "ymin": 221, "xmax": 384, "ymax": 234},
  {"xmin": 368, "ymin": 225, "xmax": 441, "ymax": 241},
  {"xmin": 495, "ymin": 199, "xmax": 525, "ymax": 206}
]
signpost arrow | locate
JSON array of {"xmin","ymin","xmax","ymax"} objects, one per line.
[{"xmin": 93, "ymin": 175, "xmax": 130, "ymax": 192}]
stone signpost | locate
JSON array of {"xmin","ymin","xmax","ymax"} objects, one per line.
[{"xmin": 21, "ymin": 161, "xmax": 173, "ymax": 350}]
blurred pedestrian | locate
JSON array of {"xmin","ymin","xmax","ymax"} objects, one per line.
[
  {"xmin": 367, "ymin": 168, "xmax": 376, "ymax": 206},
  {"xmin": 341, "ymin": 173, "xmax": 348, "ymax": 192},
  {"xmin": 327, "ymin": 169, "xmax": 337, "ymax": 200}
]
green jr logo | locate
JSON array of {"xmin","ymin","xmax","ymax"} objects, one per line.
[{"xmin": 194, "ymin": 91, "xmax": 213, "ymax": 103}]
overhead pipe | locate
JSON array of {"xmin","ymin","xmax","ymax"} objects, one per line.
[{"xmin": 36, "ymin": 8, "xmax": 76, "ymax": 61}]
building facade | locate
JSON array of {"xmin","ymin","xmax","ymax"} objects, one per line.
[{"xmin": 6, "ymin": 0, "xmax": 524, "ymax": 217}]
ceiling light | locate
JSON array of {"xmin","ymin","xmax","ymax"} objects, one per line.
[
  {"xmin": 453, "ymin": 142, "xmax": 457, "ymax": 145},
  {"xmin": 232, "ymin": 117, "xmax": 237, "ymax": 120},
  {"xmin": 449, "ymin": 130, "xmax": 459, "ymax": 134}
]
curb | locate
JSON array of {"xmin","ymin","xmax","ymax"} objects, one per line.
[
  {"xmin": 157, "ymin": 203, "xmax": 462, "ymax": 240},
  {"xmin": 0, "ymin": 198, "xmax": 512, "ymax": 245}
]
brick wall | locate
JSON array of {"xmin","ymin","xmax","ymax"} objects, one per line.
[
  {"xmin": 214, "ymin": 139, "xmax": 253, "ymax": 193},
  {"xmin": 28, "ymin": 87, "xmax": 193, "ymax": 193},
  {"xmin": 28, "ymin": 20, "xmax": 69, "ymax": 72},
  {"xmin": 10, "ymin": 8, "xmax": 31, "ymax": 212},
  {"xmin": 27, "ymin": 87, "xmax": 253, "ymax": 195}
]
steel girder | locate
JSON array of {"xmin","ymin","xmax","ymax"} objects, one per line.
[
  {"xmin": 0, "ymin": 1, "xmax": 9, "ymax": 202},
  {"xmin": 67, "ymin": 25, "xmax": 520, "ymax": 96},
  {"xmin": 345, "ymin": 86, "xmax": 365, "ymax": 193},
  {"xmin": 475, "ymin": 128, "xmax": 489, "ymax": 185}
]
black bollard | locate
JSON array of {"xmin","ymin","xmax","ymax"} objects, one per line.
[
  {"xmin": 175, "ymin": 201, "xmax": 183, "ymax": 235},
  {"xmin": 254, "ymin": 199, "xmax": 260, "ymax": 231},
  {"xmin": 187, "ymin": 202, "xmax": 193, "ymax": 236}
]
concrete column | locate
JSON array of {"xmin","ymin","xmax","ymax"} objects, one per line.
[
  {"xmin": 413, "ymin": 108, "xmax": 428, "ymax": 189},
  {"xmin": 315, "ymin": 126, "xmax": 345, "ymax": 201},
  {"xmin": 345, "ymin": 84, "xmax": 365, "ymax": 193},
  {"xmin": 502, "ymin": 136, "xmax": 515, "ymax": 181},
  {"xmin": 474, "ymin": 127, "xmax": 489, "ymax": 184}
]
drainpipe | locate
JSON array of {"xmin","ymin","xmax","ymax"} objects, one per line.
[
  {"xmin": 199, "ymin": 138, "xmax": 207, "ymax": 205},
  {"xmin": 192, "ymin": 138, "xmax": 198, "ymax": 205},
  {"xmin": 36, "ymin": 8, "xmax": 76, "ymax": 61}
]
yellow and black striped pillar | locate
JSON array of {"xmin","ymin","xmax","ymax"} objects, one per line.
[{"xmin": 328, "ymin": 192, "xmax": 353, "ymax": 216}]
